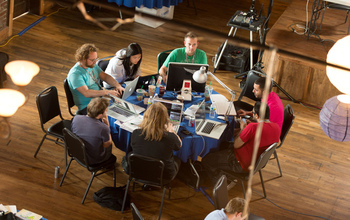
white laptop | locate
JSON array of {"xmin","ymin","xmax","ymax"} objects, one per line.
[
  {"xmin": 195, "ymin": 100, "xmax": 227, "ymax": 139},
  {"xmin": 122, "ymin": 76, "xmax": 139, "ymax": 100},
  {"xmin": 107, "ymin": 95, "xmax": 145, "ymax": 123},
  {"xmin": 153, "ymin": 98, "xmax": 184, "ymax": 133}
]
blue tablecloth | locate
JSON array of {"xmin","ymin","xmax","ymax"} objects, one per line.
[
  {"xmin": 109, "ymin": 88, "xmax": 235, "ymax": 163},
  {"xmin": 107, "ymin": 0, "xmax": 183, "ymax": 9}
]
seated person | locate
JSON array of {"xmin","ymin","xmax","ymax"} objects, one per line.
[
  {"xmin": 71, "ymin": 97, "xmax": 114, "ymax": 165},
  {"xmin": 158, "ymin": 31, "xmax": 207, "ymax": 83},
  {"xmin": 129, "ymin": 102, "xmax": 182, "ymax": 181},
  {"xmin": 238, "ymin": 77, "xmax": 284, "ymax": 132},
  {"xmin": 67, "ymin": 43, "xmax": 124, "ymax": 115},
  {"xmin": 202, "ymin": 102, "xmax": 280, "ymax": 184},
  {"xmin": 103, "ymin": 43, "xmax": 142, "ymax": 88},
  {"xmin": 205, "ymin": 197, "xmax": 247, "ymax": 220}
]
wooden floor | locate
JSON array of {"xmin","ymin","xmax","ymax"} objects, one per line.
[{"xmin": 1, "ymin": 0, "xmax": 350, "ymax": 219}]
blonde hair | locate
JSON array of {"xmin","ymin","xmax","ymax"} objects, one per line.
[
  {"xmin": 139, "ymin": 102, "xmax": 169, "ymax": 141},
  {"xmin": 75, "ymin": 43, "xmax": 98, "ymax": 62},
  {"xmin": 225, "ymin": 197, "xmax": 246, "ymax": 214},
  {"xmin": 87, "ymin": 97, "xmax": 109, "ymax": 118}
]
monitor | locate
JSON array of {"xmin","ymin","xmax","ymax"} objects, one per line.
[
  {"xmin": 166, "ymin": 62, "xmax": 209, "ymax": 93},
  {"xmin": 153, "ymin": 99, "xmax": 184, "ymax": 124}
]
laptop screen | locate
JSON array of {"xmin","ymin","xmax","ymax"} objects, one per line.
[{"xmin": 153, "ymin": 99, "xmax": 183, "ymax": 124}]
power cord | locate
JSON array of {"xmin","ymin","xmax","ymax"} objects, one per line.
[{"xmin": 252, "ymin": 189, "xmax": 331, "ymax": 220}]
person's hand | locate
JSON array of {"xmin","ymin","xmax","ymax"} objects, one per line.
[
  {"xmin": 162, "ymin": 74, "xmax": 167, "ymax": 84},
  {"xmin": 240, "ymin": 117, "xmax": 247, "ymax": 130},
  {"xmin": 115, "ymin": 85, "xmax": 125, "ymax": 97},
  {"xmin": 237, "ymin": 109, "xmax": 246, "ymax": 116},
  {"xmin": 106, "ymin": 89, "xmax": 120, "ymax": 97},
  {"xmin": 102, "ymin": 113, "xmax": 109, "ymax": 126},
  {"xmin": 166, "ymin": 122, "xmax": 175, "ymax": 133}
]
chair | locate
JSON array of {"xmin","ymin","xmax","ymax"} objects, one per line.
[
  {"xmin": 59, "ymin": 128, "xmax": 116, "ymax": 204},
  {"xmin": 97, "ymin": 55, "xmax": 114, "ymax": 71},
  {"xmin": 131, "ymin": 203, "xmax": 144, "ymax": 220},
  {"xmin": 157, "ymin": 49, "xmax": 173, "ymax": 72},
  {"xmin": 271, "ymin": 104, "xmax": 295, "ymax": 177},
  {"xmin": 121, "ymin": 153, "xmax": 177, "ymax": 220},
  {"xmin": 34, "ymin": 86, "xmax": 72, "ymax": 166},
  {"xmin": 233, "ymin": 71, "xmax": 262, "ymax": 112},
  {"xmin": 63, "ymin": 79, "xmax": 76, "ymax": 117},
  {"xmin": 212, "ymin": 175, "xmax": 229, "ymax": 210},
  {"xmin": 221, "ymin": 143, "xmax": 278, "ymax": 198},
  {"xmin": 320, "ymin": 1, "xmax": 350, "ymax": 35}
]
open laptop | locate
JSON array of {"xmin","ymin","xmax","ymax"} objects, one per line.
[
  {"xmin": 107, "ymin": 95, "xmax": 145, "ymax": 123},
  {"xmin": 153, "ymin": 98, "xmax": 184, "ymax": 133},
  {"xmin": 122, "ymin": 76, "xmax": 139, "ymax": 100},
  {"xmin": 136, "ymin": 74, "xmax": 159, "ymax": 90},
  {"xmin": 195, "ymin": 100, "xmax": 227, "ymax": 139}
]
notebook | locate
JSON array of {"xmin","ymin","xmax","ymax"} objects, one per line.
[
  {"xmin": 122, "ymin": 76, "xmax": 139, "ymax": 100},
  {"xmin": 107, "ymin": 95, "xmax": 145, "ymax": 123},
  {"xmin": 153, "ymin": 98, "xmax": 184, "ymax": 133},
  {"xmin": 195, "ymin": 100, "xmax": 227, "ymax": 139}
]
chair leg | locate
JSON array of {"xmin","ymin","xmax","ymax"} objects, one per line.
[
  {"xmin": 240, "ymin": 180, "xmax": 246, "ymax": 199},
  {"xmin": 158, "ymin": 187, "xmax": 167, "ymax": 220},
  {"xmin": 121, "ymin": 179, "xmax": 131, "ymax": 213},
  {"xmin": 168, "ymin": 186, "xmax": 171, "ymax": 200},
  {"xmin": 81, "ymin": 171, "xmax": 96, "ymax": 204},
  {"xmin": 113, "ymin": 165, "xmax": 116, "ymax": 187},
  {"xmin": 259, "ymin": 170, "xmax": 266, "ymax": 198},
  {"xmin": 34, "ymin": 134, "xmax": 47, "ymax": 158},
  {"xmin": 59, "ymin": 158, "xmax": 73, "ymax": 186},
  {"xmin": 274, "ymin": 151, "xmax": 283, "ymax": 177}
]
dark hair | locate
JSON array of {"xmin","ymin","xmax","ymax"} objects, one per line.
[
  {"xmin": 254, "ymin": 101, "xmax": 270, "ymax": 119},
  {"xmin": 254, "ymin": 77, "xmax": 272, "ymax": 93},
  {"xmin": 121, "ymin": 43, "xmax": 142, "ymax": 78}
]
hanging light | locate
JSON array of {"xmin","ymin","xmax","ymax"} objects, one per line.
[
  {"xmin": 319, "ymin": 94, "xmax": 350, "ymax": 142},
  {"xmin": 5, "ymin": 60, "xmax": 40, "ymax": 86}
]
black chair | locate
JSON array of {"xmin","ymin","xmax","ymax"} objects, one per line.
[
  {"xmin": 221, "ymin": 143, "xmax": 278, "ymax": 198},
  {"xmin": 59, "ymin": 128, "xmax": 116, "ymax": 204},
  {"xmin": 121, "ymin": 153, "xmax": 177, "ymax": 220},
  {"xmin": 271, "ymin": 104, "xmax": 295, "ymax": 177},
  {"xmin": 320, "ymin": 1, "xmax": 350, "ymax": 35},
  {"xmin": 97, "ymin": 55, "xmax": 114, "ymax": 71},
  {"xmin": 157, "ymin": 49, "xmax": 173, "ymax": 72},
  {"xmin": 63, "ymin": 79, "xmax": 76, "ymax": 117},
  {"xmin": 131, "ymin": 203, "xmax": 144, "ymax": 220},
  {"xmin": 34, "ymin": 86, "xmax": 72, "ymax": 166},
  {"xmin": 234, "ymin": 71, "xmax": 262, "ymax": 112}
]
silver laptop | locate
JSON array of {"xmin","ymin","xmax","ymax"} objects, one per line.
[
  {"xmin": 153, "ymin": 98, "xmax": 184, "ymax": 133},
  {"xmin": 122, "ymin": 76, "xmax": 139, "ymax": 100},
  {"xmin": 107, "ymin": 95, "xmax": 145, "ymax": 123},
  {"xmin": 195, "ymin": 100, "xmax": 227, "ymax": 139}
]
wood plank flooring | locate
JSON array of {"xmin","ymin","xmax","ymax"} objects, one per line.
[{"xmin": 1, "ymin": 0, "xmax": 350, "ymax": 219}]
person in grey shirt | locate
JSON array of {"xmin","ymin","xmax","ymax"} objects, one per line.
[{"xmin": 205, "ymin": 197, "xmax": 247, "ymax": 220}]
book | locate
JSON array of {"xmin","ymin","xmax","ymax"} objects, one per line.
[{"xmin": 16, "ymin": 209, "xmax": 42, "ymax": 220}]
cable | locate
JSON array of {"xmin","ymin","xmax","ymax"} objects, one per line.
[
  {"xmin": 252, "ymin": 189, "xmax": 331, "ymax": 220},
  {"xmin": 0, "ymin": 7, "xmax": 67, "ymax": 47}
]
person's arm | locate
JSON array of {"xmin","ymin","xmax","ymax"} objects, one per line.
[
  {"xmin": 76, "ymin": 84, "xmax": 121, "ymax": 98},
  {"xmin": 234, "ymin": 118, "xmax": 247, "ymax": 149},
  {"xmin": 99, "ymin": 71, "xmax": 124, "ymax": 95},
  {"xmin": 166, "ymin": 122, "xmax": 182, "ymax": 146},
  {"xmin": 102, "ymin": 114, "xmax": 112, "ymax": 148},
  {"xmin": 159, "ymin": 65, "xmax": 168, "ymax": 84}
]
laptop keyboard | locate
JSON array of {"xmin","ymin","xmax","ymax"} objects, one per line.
[
  {"xmin": 202, "ymin": 122, "xmax": 215, "ymax": 134},
  {"xmin": 110, "ymin": 105, "xmax": 134, "ymax": 117}
]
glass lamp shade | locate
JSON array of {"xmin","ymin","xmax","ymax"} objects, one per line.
[
  {"xmin": 319, "ymin": 94, "xmax": 350, "ymax": 142},
  {"xmin": 326, "ymin": 36, "xmax": 350, "ymax": 95},
  {"xmin": 5, "ymin": 60, "xmax": 40, "ymax": 86},
  {"xmin": 192, "ymin": 66, "xmax": 208, "ymax": 83},
  {"xmin": 0, "ymin": 89, "xmax": 26, "ymax": 117}
]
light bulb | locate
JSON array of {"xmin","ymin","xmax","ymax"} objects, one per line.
[
  {"xmin": 5, "ymin": 60, "xmax": 40, "ymax": 86},
  {"xmin": 0, "ymin": 89, "xmax": 26, "ymax": 117}
]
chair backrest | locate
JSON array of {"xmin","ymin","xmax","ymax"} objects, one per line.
[
  {"xmin": 36, "ymin": 86, "xmax": 63, "ymax": 129},
  {"xmin": 128, "ymin": 153, "xmax": 165, "ymax": 187},
  {"xmin": 254, "ymin": 143, "xmax": 278, "ymax": 173},
  {"xmin": 131, "ymin": 203, "xmax": 144, "ymax": 220},
  {"xmin": 97, "ymin": 55, "xmax": 114, "ymax": 71},
  {"xmin": 64, "ymin": 79, "xmax": 75, "ymax": 116},
  {"xmin": 279, "ymin": 104, "xmax": 295, "ymax": 148},
  {"xmin": 157, "ymin": 49, "xmax": 173, "ymax": 72},
  {"xmin": 0, "ymin": 52, "xmax": 9, "ymax": 88},
  {"xmin": 62, "ymin": 128, "xmax": 89, "ymax": 168},
  {"xmin": 212, "ymin": 175, "xmax": 229, "ymax": 210}
]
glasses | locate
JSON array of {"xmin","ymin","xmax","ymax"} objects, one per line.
[{"xmin": 88, "ymin": 57, "xmax": 99, "ymax": 62}]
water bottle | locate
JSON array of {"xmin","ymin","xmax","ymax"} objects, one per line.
[
  {"xmin": 209, "ymin": 104, "xmax": 215, "ymax": 118},
  {"xmin": 156, "ymin": 75, "xmax": 162, "ymax": 87},
  {"xmin": 147, "ymin": 96, "xmax": 153, "ymax": 108},
  {"xmin": 150, "ymin": 76, "xmax": 156, "ymax": 86}
]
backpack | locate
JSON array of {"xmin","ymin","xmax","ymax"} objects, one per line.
[{"xmin": 93, "ymin": 186, "xmax": 130, "ymax": 211}]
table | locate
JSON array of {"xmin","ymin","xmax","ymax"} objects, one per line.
[
  {"xmin": 107, "ymin": 0, "xmax": 183, "ymax": 8},
  {"xmin": 108, "ymin": 88, "xmax": 235, "ymax": 163}
]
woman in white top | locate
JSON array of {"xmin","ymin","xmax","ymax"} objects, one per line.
[{"xmin": 103, "ymin": 43, "xmax": 142, "ymax": 88}]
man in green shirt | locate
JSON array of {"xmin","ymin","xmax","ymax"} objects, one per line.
[{"xmin": 159, "ymin": 32, "xmax": 208, "ymax": 83}]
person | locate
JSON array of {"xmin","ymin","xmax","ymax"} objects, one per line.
[
  {"xmin": 202, "ymin": 102, "xmax": 280, "ymax": 184},
  {"xmin": 238, "ymin": 77, "xmax": 284, "ymax": 132},
  {"xmin": 67, "ymin": 43, "xmax": 124, "ymax": 115},
  {"xmin": 159, "ymin": 31, "xmax": 208, "ymax": 83},
  {"xmin": 71, "ymin": 97, "xmax": 113, "ymax": 165},
  {"xmin": 103, "ymin": 43, "xmax": 142, "ymax": 88},
  {"xmin": 205, "ymin": 197, "xmax": 247, "ymax": 220},
  {"xmin": 129, "ymin": 102, "xmax": 182, "ymax": 181}
]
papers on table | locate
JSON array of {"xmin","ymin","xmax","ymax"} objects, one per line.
[
  {"xmin": 183, "ymin": 104, "xmax": 200, "ymax": 117},
  {"xmin": 210, "ymin": 94, "xmax": 237, "ymax": 116},
  {"xmin": 116, "ymin": 115, "xmax": 143, "ymax": 132}
]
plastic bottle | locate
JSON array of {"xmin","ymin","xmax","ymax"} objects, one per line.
[
  {"xmin": 147, "ymin": 96, "xmax": 153, "ymax": 108},
  {"xmin": 150, "ymin": 76, "xmax": 156, "ymax": 86},
  {"xmin": 156, "ymin": 75, "xmax": 163, "ymax": 87},
  {"xmin": 209, "ymin": 104, "xmax": 216, "ymax": 118}
]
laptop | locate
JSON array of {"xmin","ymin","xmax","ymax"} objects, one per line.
[
  {"xmin": 153, "ymin": 98, "xmax": 184, "ymax": 133},
  {"xmin": 195, "ymin": 100, "xmax": 227, "ymax": 139},
  {"xmin": 107, "ymin": 95, "xmax": 145, "ymax": 123},
  {"xmin": 136, "ymin": 74, "xmax": 159, "ymax": 90},
  {"xmin": 122, "ymin": 76, "xmax": 139, "ymax": 100}
]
